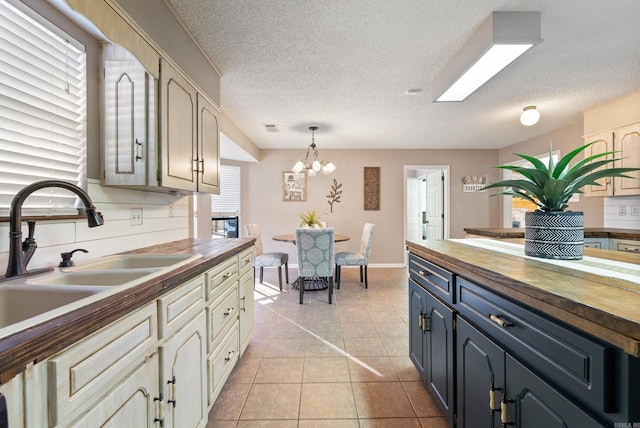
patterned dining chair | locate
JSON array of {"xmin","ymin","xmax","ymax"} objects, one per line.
[
  {"xmin": 295, "ymin": 227, "xmax": 335, "ymax": 304},
  {"xmin": 335, "ymin": 223, "xmax": 375, "ymax": 289},
  {"xmin": 244, "ymin": 224, "xmax": 289, "ymax": 290}
]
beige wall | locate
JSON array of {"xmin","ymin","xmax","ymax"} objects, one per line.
[
  {"xmin": 241, "ymin": 148, "xmax": 501, "ymax": 266},
  {"xmin": 498, "ymin": 120, "xmax": 604, "ymax": 227}
]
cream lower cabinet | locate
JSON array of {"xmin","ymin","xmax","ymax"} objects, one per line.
[
  {"xmin": 204, "ymin": 247, "xmax": 255, "ymax": 406},
  {"xmin": 238, "ymin": 248, "xmax": 254, "ymax": 356},
  {"xmin": 48, "ymin": 302, "xmax": 159, "ymax": 427}
]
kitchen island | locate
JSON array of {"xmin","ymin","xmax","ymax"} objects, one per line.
[
  {"xmin": 0, "ymin": 237, "xmax": 255, "ymax": 427},
  {"xmin": 407, "ymin": 238, "xmax": 640, "ymax": 427}
]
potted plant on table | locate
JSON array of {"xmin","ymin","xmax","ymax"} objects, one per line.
[
  {"xmin": 298, "ymin": 208, "xmax": 324, "ymax": 228},
  {"xmin": 482, "ymin": 142, "xmax": 640, "ymax": 260}
]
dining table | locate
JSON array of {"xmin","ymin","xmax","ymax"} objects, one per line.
[{"xmin": 272, "ymin": 233, "xmax": 350, "ymax": 290}]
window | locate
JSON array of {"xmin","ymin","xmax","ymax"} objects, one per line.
[
  {"xmin": 0, "ymin": 0, "xmax": 87, "ymax": 216},
  {"xmin": 211, "ymin": 164, "xmax": 241, "ymax": 216}
]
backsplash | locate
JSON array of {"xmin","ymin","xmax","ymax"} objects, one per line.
[
  {"xmin": 603, "ymin": 195, "xmax": 640, "ymax": 229},
  {"xmin": 0, "ymin": 179, "xmax": 190, "ymax": 273}
]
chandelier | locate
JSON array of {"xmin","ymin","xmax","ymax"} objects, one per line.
[{"xmin": 292, "ymin": 126, "xmax": 336, "ymax": 176}]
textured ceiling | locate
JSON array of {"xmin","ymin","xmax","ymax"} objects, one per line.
[{"xmin": 165, "ymin": 0, "xmax": 640, "ymax": 152}]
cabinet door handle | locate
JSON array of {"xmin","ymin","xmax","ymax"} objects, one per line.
[
  {"xmin": 500, "ymin": 394, "xmax": 513, "ymax": 426},
  {"xmin": 225, "ymin": 350, "xmax": 235, "ymax": 362},
  {"xmin": 489, "ymin": 314, "xmax": 513, "ymax": 329},
  {"xmin": 489, "ymin": 384, "xmax": 501, "ymax": 411},
  {"xmin": 193, "ymin": 158, "xmax": 199, "ymax": 173},
  {"xmin": 154, "ymin": 394, "xmax": 164, "ymax": 425},
  {"xmin": 135, "ymin": 138, "xmax": 143, "ymax": 161},
  {"xmin": 167, "ymin": 376, "xmax": 176, "ymax": 408},
  {"xmin": 240, "ymin": 296, "xmax": 246, "ymax": 312}
]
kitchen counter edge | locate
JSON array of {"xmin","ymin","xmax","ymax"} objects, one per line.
[
  {"xmin": 406, "ymin": 239, "xmax": 640, "ymax": 358},
  {"xmin": 0, "ymin": 237, "xmax": 255, "ymax": 383}
]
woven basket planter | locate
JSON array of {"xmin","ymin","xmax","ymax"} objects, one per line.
[{"xmin": 524, "ymin": 211, "xmax": 584, "ymax": 260}]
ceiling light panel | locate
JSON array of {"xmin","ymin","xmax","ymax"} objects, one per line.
[{"xmin": 433, "ymin": 11, "xmax": 542, "ymax": 102}]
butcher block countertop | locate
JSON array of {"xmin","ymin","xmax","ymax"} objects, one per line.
[
  {"xmin": 464, "ymin": 227, "xmax": 640, "ymax": 241},
  {"xmin": 406, "ymin": 239, "xmax": 640, "ymax": 358},
  {"xmin": 0, "ymin": 238, "xmax": 254, "ymax": 382}
]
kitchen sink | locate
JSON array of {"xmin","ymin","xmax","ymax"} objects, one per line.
[
  {"xmin": 28, "ymin": 269, "xmax": 159, "ymax": 287},
  {"xmin": 61, "ymin": 253, "xmax": 202, "ymax": 271},
  {"xmin": 0, "ymin": 284, "xmax": 106, "ymax": 329}
]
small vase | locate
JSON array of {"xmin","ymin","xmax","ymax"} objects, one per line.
[{"xmin": 524, "ymin": 211, "xmax": 584, "ymax": 260}]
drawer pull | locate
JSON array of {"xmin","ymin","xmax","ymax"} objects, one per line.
[
  {"xmin": 224, "ymin": 350, "xmax": 235, "ymax": 362},
  {"xmin": 223, "ymin": 271, "xmax": 234, "ymax": 279},
  {"xmin": 489, "ymin": 314, "xmax": 513, "ymax": 329},
  {"xmin": 418, "ymin": 270, "xmax": 432, "ymax": 277},
  {"xmin": 223, "ymin": 307, "xmax": 234, "ymax": 316}
]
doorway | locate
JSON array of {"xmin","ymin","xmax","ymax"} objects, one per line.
[{"xmin": 404, "ymin": 166, "xmax": 450, "ymax": 264}]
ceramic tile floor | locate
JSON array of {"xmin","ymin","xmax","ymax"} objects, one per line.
[{"xmin": 206, "ymin": 267, "xmax": 447, "ymax": 428}]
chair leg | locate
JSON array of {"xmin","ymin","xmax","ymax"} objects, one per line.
[
  {"xmin": 364, "ymin": 265, "xmax": 368, "ymax": 288},
  {"xmin": 277, "ymin": 266, "xmax": 283, "ymax": 291},
  {"xmin": 359, "ymin": 266, "xmax": 364, "ymax": 283},
  {"xmin": 335, "ymin": 265, "xmax": 341, "ymax": 289},
  {"xmin": 259, "ymin": 267, "xmax": 264, "ymax": 284},
  {"xmin": 328, "ymin": 276, "xmax": 333, "ymax": 304},
  {"xmin": 299, "ymin": 278, "xmax": 305, "ymax": 304},
  {"xmin": 284, "ymin": 262, "xmax": 289, "ymax": 283}
]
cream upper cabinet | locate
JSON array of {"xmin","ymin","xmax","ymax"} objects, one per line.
[
  {"xmin": 198, "ymin": 93, "xmax": 221, "ymax": 194},
  {"xmin": 613, "ymin": 123, "xmax": 640, "ymax": 196},
  {"xmin": 160, "ymin": 58, "xmax": 220, "ymax": 194},
  {"xmin": 583, "ymin": 131, "xmax": 615, "ymax": 197},
  {"xmin": 103, "ymin": 57, "xmax": 156, "ymax": 187}
]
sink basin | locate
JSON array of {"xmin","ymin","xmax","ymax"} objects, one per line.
[
  {"xmin": 28, "ymin": 269, "xmax": 159, "ymax": 287},
  {"xmin": 62, "ymin": 253, "xmax": 202, "ymax": 271},
  {"xmin": 0, "ymin": 284, "xmax": 106, "ymax": 329}
]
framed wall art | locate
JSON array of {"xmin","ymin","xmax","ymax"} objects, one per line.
[
  {"xmin": 364, "ymin": 166, "xmax": 380, "ymax": 210},
  {"xmin": 283, "ymin": 171, "xmax": 307, "ymax": 201}
]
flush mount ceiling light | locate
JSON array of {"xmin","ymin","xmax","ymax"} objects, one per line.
[
  {"xmin": 433, "ymin": 11, "xmax": 541, "ymax": 102},
  {"xmin": 520, "ymin": 106, "xmax": 540, "ymax": 126},
  {"xmin": 292, "ymin": 126, "xmax": 336, "ymax": 176}
]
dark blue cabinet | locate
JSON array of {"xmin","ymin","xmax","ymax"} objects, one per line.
[
  {"xmin": 457, "ymin": 317, "xmax": 605, "ymax": 428},
  {"xmin": 409, "ymin": 277, "xmax": 454, "ymax": 426}
]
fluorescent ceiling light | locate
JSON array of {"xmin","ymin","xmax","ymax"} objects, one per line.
[{"xmin": 433, "ymin": 12, "xmax": 541, "ymax": 102}]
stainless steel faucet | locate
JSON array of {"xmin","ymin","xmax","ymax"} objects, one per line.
[{"xmin": 4, "ymin": 180, "xmax": 104, "ymax": 278}]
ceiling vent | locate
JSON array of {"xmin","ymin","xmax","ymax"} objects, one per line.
[{"xmin": 265, "ymin": 124, "xmax": 279, "ymax": 132}]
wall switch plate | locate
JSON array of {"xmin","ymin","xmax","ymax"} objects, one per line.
[
  {"xmin": 619, "ymin": 205, "xmax": 627, "ymax": 216},
  {"xmin": 632, "ymin": 205, "xmax": 640, "ymax": 216},
  {"xmin": 130, "ymin": 208, "xmax": 143, "ymax": 225}
]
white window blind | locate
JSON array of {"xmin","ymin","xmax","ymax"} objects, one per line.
[
  {"xmin": 212, "ymin": 165, "xmax": 241, "ymax": 215},
  {"xmin": 0, "ymin": 0, "xmax": 87, "ymax": 215}
]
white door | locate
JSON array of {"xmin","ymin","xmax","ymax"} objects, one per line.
[
  {"xmin": 406, "ymin": 177, "xmax": 422, "ymax": 241},
  {"xmin": 425, "ymin": 170, "xmax": 444, "ymax": 239}
]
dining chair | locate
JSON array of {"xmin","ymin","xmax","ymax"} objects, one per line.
[
  {"xmin": 335, "ymin": 223, "xmax": 375, "ymax": 289},
  {"xmin": 244, "ymin": 224, "xmax": 289, "ymax": 290},
  {"xmin": 295, "ymin": 227, "xmax": 335, "ymax": 304}
]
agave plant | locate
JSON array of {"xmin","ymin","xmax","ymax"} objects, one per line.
[{"xmin": 482, "ymin": 142, "xmax": 640, "ymax": 212}]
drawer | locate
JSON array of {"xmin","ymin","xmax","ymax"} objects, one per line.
[
  {"xmin": 408, "ymin": 253, "xmax": 454, "ymax": 304},
  {"xmin": 611, "ymin": 239, "xmax": 640, "ymax": 253},
  {"xmin": 158, "ymin": 274, "xmax": 205, "ymax": 339},
  {"xmin": 207, "ymin": 284, "xmax": 239, "ymax": 353},
  {"xmin": 456, "ymin": 277, "xmax": 613, "ymax": 413},
  {"xmin": 48, "ymin": 302, "xmax": 157, "ymax": 426},
  {"xmin": 208, "ymin": 322, "xmax": 239, "ymax": 406},
  {"xmin": 205, "ymin": 256, "xmax": 238, "ymax": 302},
  {"xmin": 238, "ymin": 247, "xmax": 254, "ymax": 277}
]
